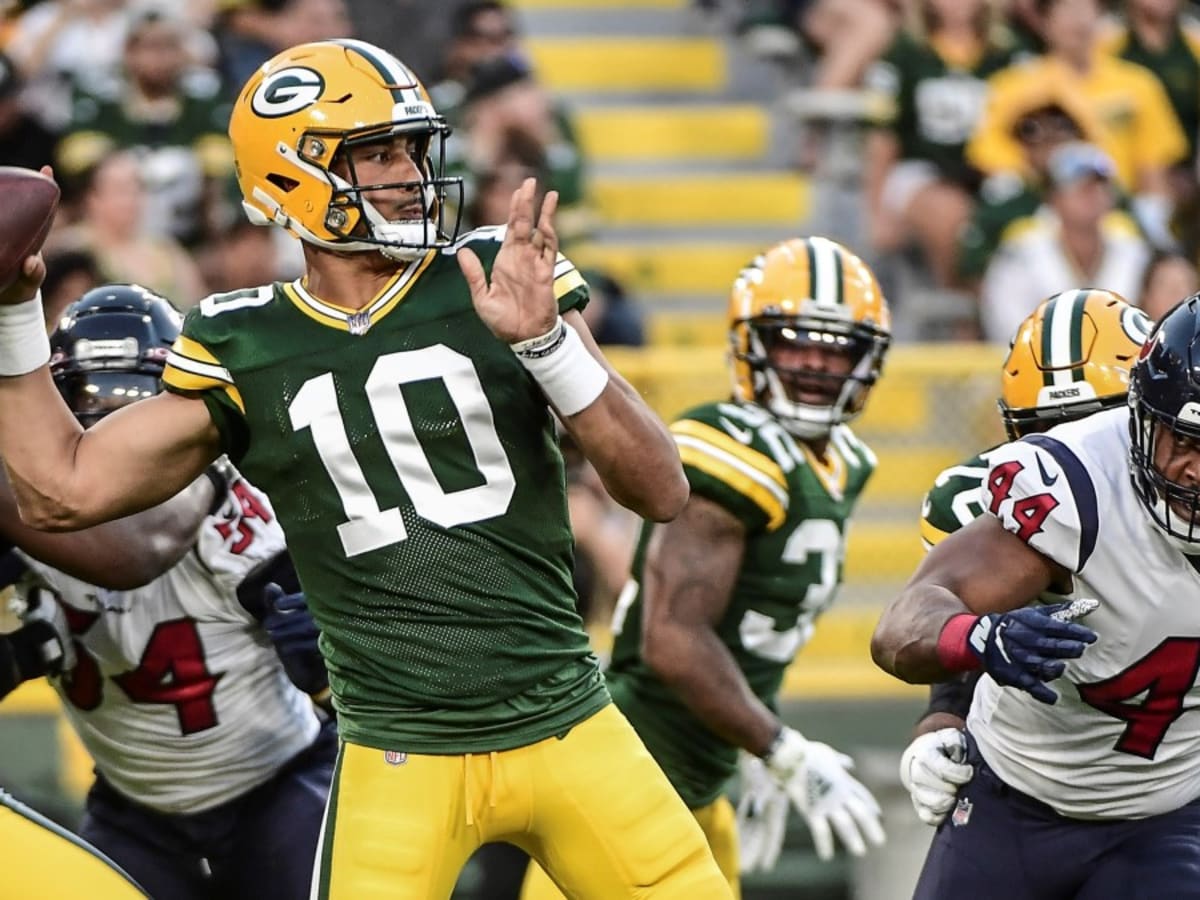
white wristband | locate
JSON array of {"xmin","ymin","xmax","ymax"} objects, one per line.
[
  {"xmin": 511, "ymin": 317, "xmax": 609, "ymax": 416},
  {"xmin": 0, "ymin": 291, "xmax": 50, "ymax": 377}
]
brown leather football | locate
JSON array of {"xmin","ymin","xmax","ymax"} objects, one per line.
[{"xmin": 0, "ymin": 166, "xmax": 60, "ymax": 291}]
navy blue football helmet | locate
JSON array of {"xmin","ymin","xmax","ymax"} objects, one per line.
[
  {"xmin": 49, "ymin": 284, "xmax": 181, "ymax": 427},
  {"xmin": 1128, "ymin": 293, "xmax": 1200, "ymax": 551}
]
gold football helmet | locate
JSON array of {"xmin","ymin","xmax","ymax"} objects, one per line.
[
  {"xmin": 728, "ymin": 237, "xmax": 890, "ymax": 438},
  {"xmin": 999, "ymin": 288, "xmax": 1151, "ymax": 439},
  {"xmin": 228, "ymin": 39, "xmax": 462, "ymax": 261}
]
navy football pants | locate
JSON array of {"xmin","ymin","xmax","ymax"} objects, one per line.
[
  {"xmin": 914, "ymin": 732, "xmax": 1200, "ymax": 900},
  {"xmin": 79, "ymin": 720, "xmax": 337, "ymax": 900}
]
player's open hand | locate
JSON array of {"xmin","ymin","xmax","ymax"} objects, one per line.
[
  {"xmin": 457, "ymin": 177, "xmax": 560, "ymax": 344},
  {"xmin": 967, "ymin": 600, "xmax": 1098, "ymax": 704}
]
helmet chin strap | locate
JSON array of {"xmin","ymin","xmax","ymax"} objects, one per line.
[{"xmin": 358, "ymin": 184, "xmax": 440, "ymax": 262}]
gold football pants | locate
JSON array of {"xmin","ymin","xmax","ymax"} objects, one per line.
[
  {"xmin": 520, "ymin": 794, "xmax": 741, "ymax": 900},
  {"xmin": 314, "ymin": 703, "xmax": 731, "ymax": 899}
]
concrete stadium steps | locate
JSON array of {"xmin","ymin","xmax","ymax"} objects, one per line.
[
  {"xmin": 575, "ymin": 104, "xmax": 771, "ymax": 163},
  {"xmin": 526, "ymin": 36, "xmax": 726, "ymax": 93},
  {"xmin": 590, "ymin": 171, "xmax": 810, "ymax": 227},
  {"xmin": 573, "ymin": 240, "xmax": 763, "ymax": 297}
]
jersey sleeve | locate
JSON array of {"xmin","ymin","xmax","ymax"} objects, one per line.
[
  {"xmin": 162, "ymin": 306, "xmax": 250, "ymax": 462},
  {"xmin": 978, "ymin": 435, "xmax": 1099, "ymax": 573},
  {"xmin": 552, "ymin": 250, "xmax": 589, "ymax": 315},
  {"xmin": 455, "ymin": 226, "xmax": 589, "ymax": 316},
  {"xmin": 193, "ymin": 467, "xmax": 288, "ymax": 617},
  {"xmin": 668, "ymin": 405, "xmax": 789, "ymax": 533}
]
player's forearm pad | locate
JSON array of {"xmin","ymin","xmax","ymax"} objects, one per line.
[
  {"xmin": 511, "ymin": 317, "xmax": 609, "ymax": 417},
  {"xmin": 0, "ymin": 291, "xmax": 49, "ymax": 376}
]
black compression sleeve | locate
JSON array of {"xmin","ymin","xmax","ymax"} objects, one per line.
[{"xmin": 922, "ymin": 670, "xmax": 983, "ymax": 723}]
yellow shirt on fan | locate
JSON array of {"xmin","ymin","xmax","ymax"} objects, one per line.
[{"xmin": 966, "ymin": 52, "xmax": 1188, "ymax": 190}]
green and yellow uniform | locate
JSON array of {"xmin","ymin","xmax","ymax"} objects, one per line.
[
  {"xmin": 163, "ymin": 229, "xmax": 727, "ymax": 899},
  {"xmin": 609, "ymin": 400, "xmax": 874, "ymax": 807},
  {"xmin": 163, "ymin": 228, "xmax": 605, "ymax": 754},
  {"xmin": 867, "ymin": 31, "xmax": 1015, "ymax": 183},
  {"xmin": 523, "ymin": 400, "xmax": 876, "ymax": 900}
]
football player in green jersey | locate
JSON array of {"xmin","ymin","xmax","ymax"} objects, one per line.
[
  {"xmin": 0, "ymin": 39, "xmax": 732, "ymax": 900},
  {"xmin": 900, "ymin": 288, "xmax": 1151, "ymax": 827},
  {"xmin": 524, "ymin": 237, "xmax": 892, "ymax": 899}
]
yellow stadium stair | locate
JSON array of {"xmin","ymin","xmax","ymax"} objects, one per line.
[
  {"xmin": 572, "ymin": 241, "xmax": 763, "ymax": 296},
  {"xmin": 590, "ymin": 172, "xmax": 810, "ymax": 227},
  {"xmin": 575, "ymin": 105, "xmax": 771, "ymax": 163},
  {"xmin": 526, "ymin": 37, "xmax": 727, "ymax": 93}
]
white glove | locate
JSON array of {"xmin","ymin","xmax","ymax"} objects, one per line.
[
  {"xmin": 763, "ymin": 727, "xmax": 886, "ymax": 862},
  {"xmin": 8, "ymin": 587, "xmax": 75, "ymax": 675},
  {"xmin": 735, "ymin": 752, "xmax": 790, "ymax": 873},
  {"xmin": 899, "ymin": 728, "xmax": 973, "ymax": 827}
]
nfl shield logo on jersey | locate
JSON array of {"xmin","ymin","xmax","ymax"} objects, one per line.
[
  {"xmin": 951, "ymin": 797, "xmax": 973, "ymax": 827},
  {"xmin": 383, "ymin": 750, "xmax": 407, "ymax": 766}
]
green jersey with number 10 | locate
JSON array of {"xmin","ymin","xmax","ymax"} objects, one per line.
[
  {"xmin": 606, "ymin": 400, "xmax": 876, "ymax": 808},
  {"xmin": 162, "ymin": 228, "xmax": 608, "ymax": 753}
]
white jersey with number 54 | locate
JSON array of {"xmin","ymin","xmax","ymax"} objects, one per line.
[
  {"xmin": 16, "ymin": 471, "xmax": 319, "ymax": 815},
  {"xmin": 970, "ymin": 408, "xmax": 1200, "ymax": 819}
]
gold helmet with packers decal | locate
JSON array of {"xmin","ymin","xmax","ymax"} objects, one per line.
[
  {"xmin": 998, "ymin": 288, "xmax": 1150, "ymax": 440},
  {"xmin": 728, "ymin": 236, "xmax": 890, "ymax": 439},
  {"xmin": 228, "ymin": 39, "xmax": 462, "ymax": 261}
]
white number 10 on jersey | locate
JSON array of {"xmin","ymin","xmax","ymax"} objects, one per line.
[{"xmin": 290, "ymin": 346, "xmax": 517, "ymax": 557}]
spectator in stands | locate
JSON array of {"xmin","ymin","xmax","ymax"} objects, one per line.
[
  {"xmin": 798, "ymin": 0, "xmax": 901, "ymax": 89},
  {"xmin": 460, "ymin": 53, "xmax": 592, "ymax": 244},
  {"xmin": 196, "ymin": 217, "xmax": 294, "ymax": 295},
  {"xmin": 1097, "ymin": 0, "xmax": 1200, "ymax": 260},
  {"xmin": 1139, "ymin": 252, "xmax": 1200, "ymax": 320},
  {"xmin": 0, "ymin": 51, "xmax": 58, "ymax": 170},
  {"xmin": 56, "ymin": 4, "xmax": 233, "ymax": 247},
  {"xmin": 863, "ymin": 0, "xmax": 1017, "ymax": 287},
  {"xmin": 967, "ymin": 0, "xmax": 1188, "ymax": 253},
  {"xmin": 955, "ymin": 78, "xmax": 1103, "ymax": 286},
  {"xmin": 212, "ymin": 0, "xmax": 353, "ymax": 98},
  {"xmin": 52, "ymin": 149, "xmax": 207, "ymax": 309},
  {"xmin": 979, "ymin": 141, "xmax": 1151, "ymax": 341},
  {"xmin": 429, "ymin": 0, "xmax": 521, "ymax": 123},
  {"xmin": 5, "ymin": 0, "xmax": 128, "ymax": 131}
]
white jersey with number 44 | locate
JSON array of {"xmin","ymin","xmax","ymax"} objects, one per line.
[
  {"xmin": 970, "ymin": 408, "xmax": 1200, "ymax": 819},
  {"xmin": 16, "ymin": 470, "xmax": 320, "ymax": 815}
]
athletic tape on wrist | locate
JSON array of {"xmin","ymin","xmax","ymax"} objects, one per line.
[
  {"xmin": 0, "ymin": 292, "xmax": 50, "ymax": 377},
  {"xmin": 936, "ymin": 613, "xmax": 982, "ymax": 673},
  {"xmin": 513, "ymin": 318, "xmax": 608, "ymax": 416}
]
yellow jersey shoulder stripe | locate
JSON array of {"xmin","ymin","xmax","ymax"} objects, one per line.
[
  {"xmin": 675, "ymin": 438, "xmax": 788, "ymax": 530},
  {"xmin": 553, "ymin": 265, "xmax": 586, "ymax": 299},
  {"xmin": 163, "ymin": 337, "xmax": 245, "ymax": 412},
  {"xmin": 670, "ymin": 419, "xmax": 787, "ymax": 487}
]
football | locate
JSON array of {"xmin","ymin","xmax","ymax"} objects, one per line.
[{"xmin": 0, "ymin": 166, "xmax": 59, "ymax": 291}]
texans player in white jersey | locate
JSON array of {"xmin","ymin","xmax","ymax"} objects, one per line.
[
  {"xmin": 1, "ymin": 285, "xmax": 335, "ymax": 900},
  {"xmin": 898, "ymin": 289, "xmax": 1152, "ymax": 828},
  {"xmin": 872, "ymin": 293, "xmax": 1200, "ymax": 900}
]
